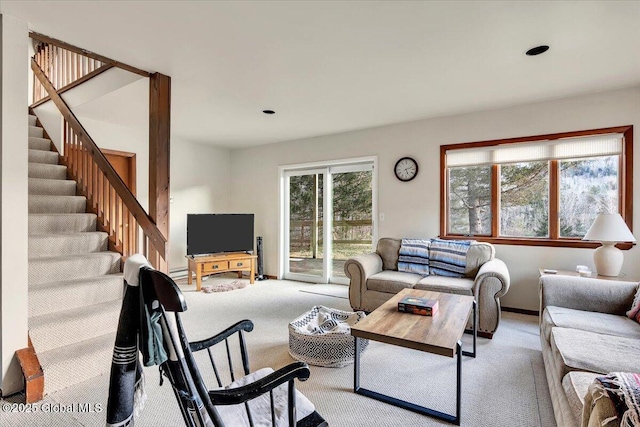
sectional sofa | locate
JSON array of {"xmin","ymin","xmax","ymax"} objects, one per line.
[{"xmin": 539, "ymin": 275, "xmax": 640, "ymax": 426}]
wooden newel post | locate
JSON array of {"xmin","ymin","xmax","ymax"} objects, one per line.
[{"xmin": 149, "ymin": 72, "xmax": 170, "ymax": 272}]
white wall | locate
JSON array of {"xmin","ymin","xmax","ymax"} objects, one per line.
[
  {"xmin": 32, "ymin": 101, "xmax": 63, "ymax": 151},
  {"xmin": 0, "ymin": 13, "xmax": 29, "ymax": 395},
  {"xmin": 62, "ymin": 118, "xmax": 234, "ymax": 272},
  {"xmin": 170, "ymin": 140, "xmax": 232, "ymax": 271},
  {"xmin": 78, "ymin": 117, "xmax": 150, "ymax": 212},
  {"xmin": 33, "ymin": 69, "xmax": 145, "ymax": 154},
  {"xmin": 27, "ymin": 36, "xmax": 33, "ymax": 106},
  {"xmin": 34, "ymin": 76, "xmax": 233, "ymax": 272},
  {"xmin": 229, "ymin": 87, "xmax": 640, "ymax": 312}
]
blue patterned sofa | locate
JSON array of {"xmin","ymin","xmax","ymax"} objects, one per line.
[{"xmin": 344, "ymin": 237, "xmax": 510, "ymax": 337}]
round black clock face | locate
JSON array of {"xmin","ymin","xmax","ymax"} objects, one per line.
[{"xmin": 394, "ymin": 157, "xmax": 418, "ymax": 182}]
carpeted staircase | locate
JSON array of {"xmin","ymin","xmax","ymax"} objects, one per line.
[{"xmin": 27, "ymin": 113, "xmax": 123, "ymax": 395}]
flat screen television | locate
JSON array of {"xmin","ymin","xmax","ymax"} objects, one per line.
[{"xmin": 187, "ymin": 214, "xmax": 254, "ymax": 256}]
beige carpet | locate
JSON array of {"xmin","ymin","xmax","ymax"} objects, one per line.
[{"xmin": 0, "ymin": 277, "xmax": 555, "ymax": 426}]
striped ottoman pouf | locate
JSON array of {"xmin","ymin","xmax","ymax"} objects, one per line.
[{"xmin": 288, "ymin": 306, "xmax": 369, "ymax": 368}]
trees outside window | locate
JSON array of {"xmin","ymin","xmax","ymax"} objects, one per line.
[
  {"xmin": 285, "ymin": 162, "xmax": 375, "ymax": 281},
  {"xmin": 448, "ymin": 166, "xmax": 491, "ymax": 235},
  {"xmin": 559, "ymin": 156, "xmax": 618, "ymax": 238},
  {"xmin": 441, "ymin": 126, "xmax": 633, "ymax": 248},
  {"xmin": 289, "ymin": 174, "xmax": 323, "ymax": 258},
  {"xmin": 288, "ymin": 170, "xmax": 373, "ymax": 261},
  {"xmin": 500, "ymin": 161, "xmax": 549, "ymax": 238}
]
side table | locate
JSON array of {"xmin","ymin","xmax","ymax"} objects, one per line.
[{"xmin": 538, "ymin": 268, "xmax": 633, "ymax": 282}]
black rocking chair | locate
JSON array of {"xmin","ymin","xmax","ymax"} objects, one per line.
[{"xmin": 139, "ymin": 266, "xmax": 328, "ymax": 427}]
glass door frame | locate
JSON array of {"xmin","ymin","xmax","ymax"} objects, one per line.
[
  {"xmin": 279, "ymin": 156, "xmax": 378, "ymax": 284},
  {"xmin": 282, "ymin": 167, "xmax": 329, "ymax": 284}
]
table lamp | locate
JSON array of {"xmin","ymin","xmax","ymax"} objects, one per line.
[{"xmin": 582, "ymin": 213, "xmax": 635, "ymax": 277}]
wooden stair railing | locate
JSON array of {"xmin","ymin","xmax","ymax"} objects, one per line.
[
  {"xmin": 31, "ymin": 57, "xmax": 167, "ymax": 265},
  {"xmin": 21, "ymin": 33, "xmax": 169, "ymax": 404},
  {"xmin": 30, "ymin": 32, "xmax": 150, "ymax": 107}
]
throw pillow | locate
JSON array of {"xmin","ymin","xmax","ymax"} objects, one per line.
[
  {"xmin": 397, "ymin": 238, "xmax": 430, "ymax": 276},
  {"xmin": 627, "ymin": 284, "xmax": 640, "ymax": 323},
  {"xmin": 429, "ymin": 238, "xmax": 474, "ymax": 277}
]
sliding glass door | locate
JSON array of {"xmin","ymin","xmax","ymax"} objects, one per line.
[
  {"xmin": 330, "ymin": 166, "xmax": 373, "ymax": 280},
  {"xmin": 286, "ymin": 170, "xmax": 326, "ymax": 281},
  {"xmin": 282, "ymin": 159, "xmax": 375, "ymax": 284}
]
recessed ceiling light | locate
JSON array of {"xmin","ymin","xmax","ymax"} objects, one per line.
[
  {"xmin": 526, "ymin": 45, "xmax": 550, "ymax": 56},
  {"xmin": 262, "ymin": 110, "xmax": 275, "ymax": 115}
]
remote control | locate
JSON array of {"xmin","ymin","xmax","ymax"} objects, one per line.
[{"xmin": 543, "ymin": 269, "xmax": 557, "ymax": 274}]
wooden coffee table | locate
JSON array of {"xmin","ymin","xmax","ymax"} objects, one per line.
[{"xmin": 351, "ymin": 288, "xmax": 476, "ymax": 425}]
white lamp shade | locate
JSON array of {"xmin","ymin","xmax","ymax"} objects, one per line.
[{"xmin": 583, "ymin": 213, "xmax": 635, "ymax": 243}]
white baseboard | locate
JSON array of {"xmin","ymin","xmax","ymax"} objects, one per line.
[{"xmin": 169, "ymin": 268, "xmax": 188, "ymax": 279}]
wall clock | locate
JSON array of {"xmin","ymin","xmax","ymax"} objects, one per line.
[{"xmin": 394, "ymin": 157, "xmax": 418, "ymax": 182}]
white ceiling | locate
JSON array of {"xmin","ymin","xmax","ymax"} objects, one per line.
[{"xmin": 3, "ymin": 1, "xmax": 640, "ymax": 148}]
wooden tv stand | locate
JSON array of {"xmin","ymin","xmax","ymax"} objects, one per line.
[{"xmin": 187, "ymin": 252, "xmax": 256, "ymax": 291}]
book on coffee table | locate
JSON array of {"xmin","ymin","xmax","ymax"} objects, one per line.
[{"xmin": 398, "ymin": 296, "xmax": 439, "ymax": 316}]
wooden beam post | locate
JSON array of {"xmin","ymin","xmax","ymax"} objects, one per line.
[{"xmin": 149, "ymin": 73, "xmax": 170, "ymax": 272}]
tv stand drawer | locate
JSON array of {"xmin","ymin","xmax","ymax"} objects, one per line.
[
  {"xmin": 203, "ymin": 261, "xmax": 229, "ymax": 272},
  {"xmin": 230, "ymin": 259, "xmax": 249, "ymax": 269}
]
